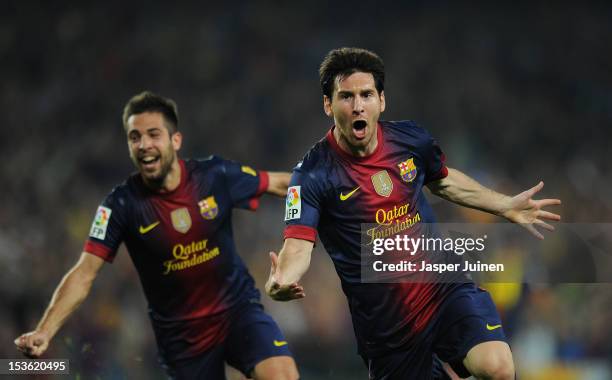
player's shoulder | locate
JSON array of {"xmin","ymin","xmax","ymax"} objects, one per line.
[
  {"xmin": 294, "ymin": 135, "xmax": 333, "ymax": 174},
  {"xmin": 381, "ymin": 119, "xmax": 432, "ymax": 139},
  {"xmin": 184, "ymin": 155, "xmax": 233, "ymax": 180},
  {"xmin": 102, "ymin": 178, "xmax": 133, "ymax": 209},
  {"xmin": 185, "ymin": 155, "xmax": 224, "ymax": 171},
  {"xmin": 381, "ymin": 120, "xmax": 437, "ymax": 152}
]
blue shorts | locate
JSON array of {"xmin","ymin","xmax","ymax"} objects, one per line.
[
  {"xmin": 162, "ymin": 302, "xmax": 292, "ymax": 380},
  {"xmin": 363, "ymin": 283, "xmax": 507, "ymax": 380}
]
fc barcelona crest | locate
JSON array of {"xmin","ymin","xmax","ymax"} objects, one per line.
[
  {"xmin": 198, "ymin": 196, "xmax": 219, "ymax": 220},
  {"xmin": 371, "ymin": 170, "xmax": 393, "ymax": 197},
  {"xmin": 171, "ymin": 208, "xmax": 192, "ymax": 233},
  {"xmin": 398, "ymin": 158, "xmax": 417, "ymax": 183}
]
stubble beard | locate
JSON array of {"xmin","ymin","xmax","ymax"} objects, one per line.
[{"xmin": 134, "ymin": 146, "xmax": 176, "ymax": 189}]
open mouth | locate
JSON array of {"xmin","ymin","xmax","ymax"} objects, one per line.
[
  {"xmin": 140, "ymin": 155, "xmax": 160, "ymax": 170},
  {"xmin": 352, "ymin": 120, "xmax": 367, "ymax": 139}
]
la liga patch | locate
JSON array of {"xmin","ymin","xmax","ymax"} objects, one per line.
[
  {"xmin": 89, "ymin": 205, "xmax": 112, "ymax": 240},
  {"xmin": 285, "ymin": 186, "xmax": 301, "ymax": 221}
]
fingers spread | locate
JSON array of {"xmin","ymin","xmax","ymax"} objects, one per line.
[
  {"xmin": 535, "ymin": 219, "xmax": 555, "ymax": 231},
  {"xmin": 526, "ymin": 181, "xmax": 544, "ymax": 197},
  {"xmin": 536, "ymin": 198, "xmax": 562, "ymax": 208},
  {"xmin": 538, "ymin": 210, "xmax": 561, "ymax": 221},
  {"xmin": 524, "ymin": 223, "xmax": 544, "ymax": 240}
]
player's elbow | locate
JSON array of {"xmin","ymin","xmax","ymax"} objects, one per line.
[
  {"xmin": 471, "ymin": 350, "xmax": 515, "ymax": 380},
  {"xmin": 482, "ymin": 362, "xmax": 515, "ymax": 380}
]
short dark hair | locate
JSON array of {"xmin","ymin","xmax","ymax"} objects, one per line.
[
  {"xmin": 319, "ymin": 47, "xmax": 385, "ymax": 99},
  {"xmin": 122, "ymin": 91, "xmax": 179, "ymax": 133}
]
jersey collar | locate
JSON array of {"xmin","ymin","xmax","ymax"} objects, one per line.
[{"xmin": 326, "ymin": 122, "xmax": 384, "ymax": 163}]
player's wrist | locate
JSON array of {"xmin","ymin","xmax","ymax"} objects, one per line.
[
  {"xmin": 494, "ymin": 195, "xmax": 514, "ymax": 219},
  {"xmin": 34, "ymin": 324, "xmax": 55, "ymax": 341},
  {"xmin": 500, "ymin": 206, "xmax": 518, "ymax": 222}
]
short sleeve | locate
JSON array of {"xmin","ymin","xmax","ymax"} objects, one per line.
[
  {"xmin": 222, "ymin": 159, "xmax": 269, "ymax": 211},
  {"xmin": 422, "ymin": 134, "xmax": 448, "ymax": 184},
  {"xmin": 283, "ymin": 163, "xmax": 323, "ymax": 242},
  {"xmin": 83, "ymin": 189, "xmax": 128, "ymax": 263}
]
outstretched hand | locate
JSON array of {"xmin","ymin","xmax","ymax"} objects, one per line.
[
  {"xmin": 14, "ymin": 331, "xmax": 50, "ymax": 358},
  {"xmin": 502, "ymin": 181, "xmax": 561, "ymax": 239},
  {"xmin": 265, "ymin": 251, "xmax": 305, "ymax": 301}
]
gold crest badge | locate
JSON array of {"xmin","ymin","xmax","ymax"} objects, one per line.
[
  {"xmin": 170, "ymin": 208, "xmax": 192, "ymax": 233},
  {"xmin": 198, "ymin": 196, "xmax": 219, "ymax": 220},
  {"xmin": 371, "ymin": 170, "xmax": 393, "ymax": 197},
  {"xmin": 398, "ymin": 158, "xmax": 417, "ymax": 183}
]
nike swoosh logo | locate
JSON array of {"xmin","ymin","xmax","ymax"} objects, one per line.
[
  {"xmin": 273, "ymin": 340, "xmax": 288, "ymax": 347},
  {"xmin": 340, "ymin": 186, "xmax": 360, "ymax": 201},
  {"xmin": 486, "ymin": 323, "xmax": 502, "ymax": 331},
  {"xmin": 139, "ymin": 221, "xmax": 160, "ymax": 234}
]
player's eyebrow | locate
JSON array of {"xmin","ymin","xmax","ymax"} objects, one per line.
[
  {"xmin": 127, "ymin": 126, "xmax": 161, "ymax": 137},
  {"xmin": 336, "ymin": 90, "xmax": 355, "ymax": 96}
]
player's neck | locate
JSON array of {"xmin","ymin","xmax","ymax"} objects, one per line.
[
  {"xmin": 163, "ymin": 160, "xmax": 181, "ymax": 192},
  {"xmin": 333, "ymin": 126, "xmax": 378, "ymax": 158}
]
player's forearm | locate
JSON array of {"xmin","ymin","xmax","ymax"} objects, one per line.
[
  {"xmin": 266, "ymin": 172, "xmax": 291, "ymax": 197},
  {"xmin": 276, "ymin": 244, "xmax": 312, "ymax": 285},
  {"xmin": 428, "ymin": 167, "xmax": 512, "ymax": 217},
  {"xmin": 36, "ymin": 266, "xmax": 96, "ymax": 339}
]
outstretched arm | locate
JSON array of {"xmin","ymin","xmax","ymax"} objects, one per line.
[
  {"xmin": 266, "ymin": 238, "xmax": 314, "ymax": 301},
  {"xmin": 427, "ymin": 167, "xmax": 561, "ymax": 239},
  {"xmin": 266, "ymin": 172, "xmax": 291, "ymax": 197},
  {"xmin": 14, "ymin": 252, "xmax": 105, "ymax": 357}
]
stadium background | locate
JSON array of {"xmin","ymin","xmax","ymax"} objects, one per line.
[{"xmin": 1, "ymin": 2, "xmax": 611, "ymax": 379}]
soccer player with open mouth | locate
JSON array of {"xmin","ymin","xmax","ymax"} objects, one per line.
[
  {"xmin": 266, "ymin": 47, "xmax": 561, "ymax": 380},
  {"xmin": 15, "ymin": 92, "xmax": 299, "ymax": 380}
]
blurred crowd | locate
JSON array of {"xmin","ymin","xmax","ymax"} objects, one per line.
[{"xmin": 1, "ymin": 1, "xmax": 611, "ymax": 379}]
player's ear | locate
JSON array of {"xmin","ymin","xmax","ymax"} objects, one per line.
[
  {"xmin": 379, "ymin": 90, "xmax": 386, "ymax": 113},
  {"xmin": 323, "ymin": 95, "xmax": 333, "ymax": 117},
  {"xmin": 171, "ymin": 131, "xmax": 182, "ymax": 151}
]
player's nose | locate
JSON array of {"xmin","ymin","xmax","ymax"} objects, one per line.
[
  {"xmin": 352, "ymin": 95, "xmax": 366, "ymax": 113},
  {"xmin": 138, "ymin": 135, "xmax": 153, "ymax": 150}
]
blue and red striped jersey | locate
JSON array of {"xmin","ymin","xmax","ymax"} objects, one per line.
[
  {"xmin": 284, "ymin": 120, "xmax": 462, "ymax": 357},
  {"xmin": 84, "ymin": 157, "xmax": 268, "ymax": 362}
]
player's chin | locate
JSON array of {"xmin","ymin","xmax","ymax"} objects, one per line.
[
  {"xmin": 350, "ymin": 134, "xmax": 372, "ymax": 147},
  {"xmin": 141, "ymin": 169, "xmax": 164, "ymax": 182}
]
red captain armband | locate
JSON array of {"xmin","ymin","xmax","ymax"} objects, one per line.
[
  {"xmin": 284, "ymin": 225, "xmax": 317, "ymax": 242},
  {"xmin": 83, "ymin": 240, "xmax": 115, "ymax": 263}
]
